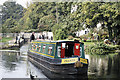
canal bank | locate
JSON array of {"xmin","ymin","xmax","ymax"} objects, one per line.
[{"xmin": 0, "ymin": 38, "xmax": 29, "ymax": 50}]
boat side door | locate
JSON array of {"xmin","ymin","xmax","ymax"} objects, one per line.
[
  {"xmin": 61, "ymin": 43, "xmax": 65, "ymax": 58},
  {"xmin": 74, "ymin": 43, "xmax": 80, "ymax": 56}
]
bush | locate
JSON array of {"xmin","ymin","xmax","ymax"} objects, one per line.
[{"xmin": 85, "ymin": 42, "xmax": 117, "ymax": 55}]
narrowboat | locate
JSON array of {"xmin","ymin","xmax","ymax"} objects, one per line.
[{"xmin": 28, "ymin": 40, "xmax": 88, "ymax": 75}]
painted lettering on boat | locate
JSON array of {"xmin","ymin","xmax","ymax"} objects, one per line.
[
  {"xmin": 80, "ymin": 58, "xmax": 88, "ymax": 64},
  {"xmin": 61, "ymin": 58, "xmax": 78, "ymax": 64}
]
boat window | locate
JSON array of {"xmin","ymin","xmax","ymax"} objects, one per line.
[
  {"xmin": 32, "ymin": 44, "xmax": 36, "ymax": 50},
  {"xmin": 74, "ymin": 43, "xmax": 80, "ymax": 56},
  {"xmin": 38, "ymin": 44, "xmax": 41, "ymax": 52},
  {"xmin": 48, "ymin": 46, "xmax": 52, "ymax": 55},
  {"xmin": 43, "ymin": 45, "xmax": 46, "ymax": 53},
  {"xmin": 35, "ymin": 44, "xmax": 38, "ymax": 51},
  {"xmin": 62, "ymin": 43, "xmax": 66, "ymax": 48},
  {"xmin": 31, "ymin": 44, "xmax": 33, "ymax": 50},
  {"xmin": 57, "ymin": 46, "xmax": 61, "ymax": 57}
]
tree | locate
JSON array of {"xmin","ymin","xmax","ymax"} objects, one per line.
[
  {"xmin": 2, "ymin": 17, "xmax": 17, "ymax": 33},
  {"xmin": 15, "ymin": 2, "xmax": 120, "ymax": 41},
  {"xmin": 2, "ymin": 1, "xmax": 23, "ymax": 24},
  {"xmin": 2, "ymin": 1, "xmax": 24, "ymax": 33},
  {"xmin": 79, "ymin": 2, "xmax": 120, "ymax": 41},
  {"xmin": 38, "ymin": 15, "xmax": 56, "ymax": 31}
]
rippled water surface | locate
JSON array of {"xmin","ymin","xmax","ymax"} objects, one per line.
[{"xmin": 0, "ymin": 44, "xmax": 120, "ymax": 79}]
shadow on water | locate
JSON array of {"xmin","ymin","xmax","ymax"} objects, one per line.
[
  {"xmin": 48, "ymin": 73, "xmax": 88, "ymax": 80},
  {"xmin": 36, "ymin": 65, "xmax": 88, "ymax": 80}
]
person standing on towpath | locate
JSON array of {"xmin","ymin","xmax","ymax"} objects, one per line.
[{"xmin": 30, "ymin": 32, "xmax": 35, "ymax": 42}]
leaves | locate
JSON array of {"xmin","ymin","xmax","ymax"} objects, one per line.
[
  {"xmin": 2, "ymin": 1, "xmax": 24, "ymax": 33},
  {"xmin": 1, "ymin": 2, "xmax": 120, "ymax": 41}
]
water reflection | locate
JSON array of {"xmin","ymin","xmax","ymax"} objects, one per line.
[
  {"xmin": 112, "ymin": 54, "xmax": 120, "ymax": 76},
  {"xmin": 0, "ymin": 45, "xmax": 46, "ymax": 79},
  {"xmin": 1, "ymin": 52, "xmax": 20, "ymax": 71},
  {"xmin": 86, "ymin": 53, "xmax": 120, "ymax": 79}
]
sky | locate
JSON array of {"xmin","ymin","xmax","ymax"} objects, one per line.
[
  {"xmin": 0, "ymin": 0, "xmax": 119, "ymax": 8},
  {"xmin": 0, "ymin": 0, "xmax": 32, "ymax": 8}
]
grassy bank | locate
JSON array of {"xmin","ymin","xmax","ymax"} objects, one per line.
[{"xmin": 0, "ymin": 37, "xmax": 13, "ymax": 42}]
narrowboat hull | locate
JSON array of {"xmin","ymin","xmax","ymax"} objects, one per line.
[{"xmin": 28, "ymin": 51, "xmax": 88, "ymax": 75}]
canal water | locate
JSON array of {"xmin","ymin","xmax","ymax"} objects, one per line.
[
  {"xmin": 0, "ymin": 44, "xmax": 120, "ymax": 79},
  {"xmin": 0, "ymin": 44, "xmax": 47, "ymax": 80},
  {"xmin": 86, "ymin": 54, "xmax": 120, "ymax": 79}
]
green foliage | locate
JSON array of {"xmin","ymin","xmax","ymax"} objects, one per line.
[
  {"xmin": 18, "ymin": 2, "xmax": 83, "ymax": 39},
  {"xmin": 80, "ymin": 2, "xmax": 120, "ymax": 40},
  {"xmin": 19, "ymin": 2, "xmax": 57, "ymax": 31},
  {"xmin": 1, "ymin": 2, "xmax": 120, "ymax": 41},
  {"xmin": 52, "ymin": 24, "xmax": 68, "ymax": 40},
  {"xmin": 2, "ymin": 1, "xmax": 24, "ymax": 24},
  {"xmin": 2, "ymin": 1, "xmax": 24, "ymax": 33},
  {"xmin": 2, "ymin": 17, "xmax": 17, "ymax": 33},
  {"xmin": 38, "ymin": 14, "xmax": 56, "ymax": 31}
]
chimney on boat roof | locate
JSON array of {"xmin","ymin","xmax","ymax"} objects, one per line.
[{"xmin": 74, "ymin": 39, "xmax": 79, "ymax": 42}]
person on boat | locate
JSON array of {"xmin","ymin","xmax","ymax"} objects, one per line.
[{"xmin": 30, "ymin": 32, "xmax": 35, "ymax": 42}]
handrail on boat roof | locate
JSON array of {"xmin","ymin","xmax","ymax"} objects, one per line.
[{"xmin": 34, "ymin": 39, "xmax": 84, "ymax": 44}]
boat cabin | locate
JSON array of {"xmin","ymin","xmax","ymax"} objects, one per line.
[{"xmin": 29, "ymin": 40, "xmax": 85, "ymax": 59}]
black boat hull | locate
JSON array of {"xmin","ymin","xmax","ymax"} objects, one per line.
[{"xmin": 28, "ymin": 51, "xmax": 88, "ymax": 75}]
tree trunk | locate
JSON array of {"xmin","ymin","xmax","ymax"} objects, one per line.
[
  {"xmin": 107, "ymin": 24, "xmax": 112, "ymax": 41},
  {"xmin": 113, "ymin": 26, "xmax": 117, "ymax": 39}
]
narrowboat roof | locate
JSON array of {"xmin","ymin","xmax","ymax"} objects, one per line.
[{"xmin": 34, "ymin": 40, "xmax": 84, "ymax": 44}]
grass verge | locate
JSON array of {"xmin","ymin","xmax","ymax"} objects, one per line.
[{"xmin": 0, "ymin": 37, "xmax": 13, "ymax": 42}]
